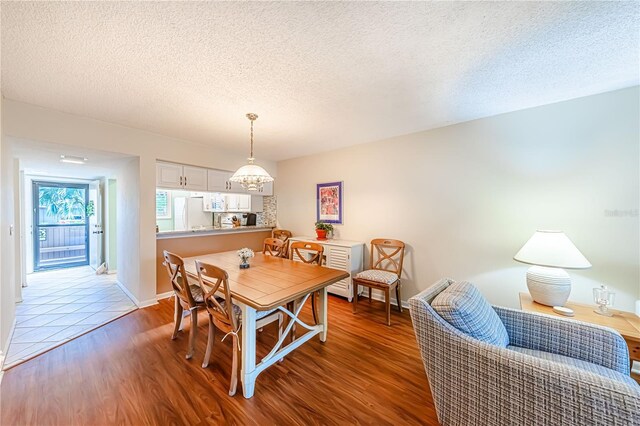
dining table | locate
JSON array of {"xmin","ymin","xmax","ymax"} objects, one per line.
[{"xmin": 181, "ymin": 250, "xmax": 349, "ymax": 398}]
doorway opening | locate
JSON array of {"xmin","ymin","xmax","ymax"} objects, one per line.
[{"xmin": 32, "ymin": 181, "xmax": 90, "ymax": 271}]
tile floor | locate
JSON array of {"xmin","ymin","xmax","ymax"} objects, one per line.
[{"xmin": 2, "ymin": 266, "xmax": 137, "ymax": 369}]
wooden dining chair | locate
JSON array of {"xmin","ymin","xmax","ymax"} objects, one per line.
[
  {"xmin": 272, "ymin": 229, "xmax": 293, "ymax": 258},
  {"xmin": 289, "ymin": 241, "xmax": 324, "ymax": 324},
  {"xmin": 352, "ymin": 239, "xmax": 405, "ymax": 326},
  {"xmin": 263, "ymin": 237, "xmax": 285, "ymax": 257},
  {"xmin": 195, "ymin": 260, "xmax": 283, "ymax": 396},
  {"xmin": 163, "ymin": 250, "xmax": 206, "ymax": 359}
]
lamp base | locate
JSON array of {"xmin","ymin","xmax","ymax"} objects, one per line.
[{"xmin": 526, "ymin": 265, "xmax": 571, "ymax": 307}]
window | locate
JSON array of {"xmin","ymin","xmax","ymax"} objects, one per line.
[{"xmin": 156, "ymin": 190, "xmax": 172, "ymax": 219}]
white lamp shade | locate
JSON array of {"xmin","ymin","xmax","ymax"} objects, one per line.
[
  {"xmin": 229, "ymin": 163, "xmax": 274, "ymax": 183},
  {"xmin": 514, "ymin": 230, "xmax": 591, "ymax": 269}
]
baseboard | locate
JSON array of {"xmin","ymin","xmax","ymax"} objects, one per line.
[
  {"xmin": 138, "ymin": 298, "xmax": 159, "ymax": 308},
  {"xmin": 357, "ymin": 288, "xmax": 410, "ymax": 309},
  {"xmin": 156, "ymin": 291, "xmax": 173, "ymax": 300},
  {"xmin": 116, "ymin": 280, "xmax": 159, "ymax": 308},
  {"xmin": 0, "ymin": 317, "xmax": 18, "ymax": 375}
]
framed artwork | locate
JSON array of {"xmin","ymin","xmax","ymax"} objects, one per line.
[{"xmin": 317, "ymin": 181, "xmax": 343, "ymax": 224}]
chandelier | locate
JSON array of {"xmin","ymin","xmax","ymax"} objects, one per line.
[{"xmin": 229, "ymin": 113, "xmax": 274, "ymax": 191}]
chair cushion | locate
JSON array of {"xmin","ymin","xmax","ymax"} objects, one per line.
[
  {"xmin": 508, "ymin": 345, "xmax": 638, "ymax": 387},
  {"xmin": 355, "ymin": 269, "xmax": 399, "ymax": 285},
  {"xmin": 431, "ymin": 281, "xmax": 510, "ymax": 347},
  {"xmin": 219, "ymin": 301, "xmax": 278, "ymax": 323},
  {"xmin": 188, "ymin": 285, "xmax": 205, "ymax": 303}
]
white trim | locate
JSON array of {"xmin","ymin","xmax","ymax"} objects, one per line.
[
  {"xmin": 0, "ymin": 317, "xmax": 18, "ymax": 375},
  {"xmin": 116, "ymin": 280, "xmax": 139, "ymax": 305},
  {"xmin": 138, "ymin": 298, "xmax": 159, "ymax": 308},
  {"xmin": 156, "ymin": 290, "xmax": 174, "ymax": 300},
  {"xmin": 116, "ymin": 280, "xmax": 159, "ymax": 308},
  {"xmin": 357, "ymin": 287, "xmax": 410, "ymax": 309}
]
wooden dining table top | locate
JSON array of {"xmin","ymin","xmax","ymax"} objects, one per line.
[{"xmin": 182, "ymin": 251, "xmax": 349, "ymax": 311}]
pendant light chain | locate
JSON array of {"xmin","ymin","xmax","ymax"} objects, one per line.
[
  {"xmin": 250, "ymin": 118, "xmax": 254, "ymax": 158},
  {"xmin": 246, "ymin": 113, "xmax": 258, "ymax": 160},
  {"xmin": 230, "ymin": 112, "xmax": 273, "ymax": 191}
]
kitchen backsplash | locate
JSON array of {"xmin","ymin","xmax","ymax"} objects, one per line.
[{"xmin": 257, "ymin": 195, "xmax": 277, "ymax": 226}]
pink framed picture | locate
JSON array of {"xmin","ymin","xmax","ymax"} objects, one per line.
[{"xmin": 317, "ymin": 181, "xmax": 343, "ymax": 224}]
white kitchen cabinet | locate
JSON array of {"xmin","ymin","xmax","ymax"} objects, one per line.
[
  {"xmin": 156, "ymin": 162, "xmax": 183, "ymax": 189},
  {"xmin": 207, "ymin": 169, "xmax": 234, "ymax": 192},
  {"xmin": 256, "ymin": 181, "xmax": 273, "ymax": 196},
  {"xmin": 156, "ymin": 162, "xmax": 208, "ymax": 191},
  {"xmin": 182, "ymin": 166, "xmax": 208, "ymax": 191},
  {"xmin": 289, "ymin": 237, "xmax": 364, "ymax": 301}
]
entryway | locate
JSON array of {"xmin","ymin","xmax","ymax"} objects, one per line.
[
  {"xmin": 32, "ymin": 180, "xmax": 105, "ymax": 272},
  {"xmin": 2, "ymin": 266, "xmax": 136, "ymax": 369}
]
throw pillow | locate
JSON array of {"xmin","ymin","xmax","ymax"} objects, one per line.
[{"xmin": 431, "ymin": 281, "xmax": 509, "ymax": 347}]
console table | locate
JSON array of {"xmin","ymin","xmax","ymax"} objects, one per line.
[
  {"xmin": 289, "ymin": 237, "xmax": 364, "ymax": 301},
  {"xmin": 519, "ymin": 293, "xmax": 640, "ymax": 384}
]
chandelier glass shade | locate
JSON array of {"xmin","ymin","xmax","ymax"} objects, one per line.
[{"xmin": 229, "ymin": 113, "xmax": 274, "ymax": 191}]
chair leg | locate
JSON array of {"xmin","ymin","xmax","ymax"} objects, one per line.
[
  {"xmin": 385, "ymin": 288, "xmax": 391, "ymax": 326},
  {"xmin": 172, "ymin": 300, "xmax": 183, "ymax": 340},
  {"xmin": 368, "ymin": 287, "xmax": 372, "ymax": 302},
  {"xmin": 229, "ymin": 334, "xmax": 239, "ymax": 396},
  {"xmin": 352, "ymin": 283, "xmax": 358, "ymax": 313},
  {"xmin": 395, "ymin": 283, "xmax": 402, "ymax": 313},
  {"xmin": 186, "ymin": 308, "xmax": 197, "ymax": 360},
  {"xmin": 202, "ymin": 316, "xmax": 215, "ymax": 368}
]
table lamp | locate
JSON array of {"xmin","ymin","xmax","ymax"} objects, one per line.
[{"xmin": 514, "ymin": 230, "xmax": 591, "ymax": 306}]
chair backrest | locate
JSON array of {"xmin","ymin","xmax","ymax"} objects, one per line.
[
  {"xmin": 263, "ymin": 237, "xmax": 285, "ymax": 257},
  {"xmin": 289, "ymin": 241, "xmax": 324, "ymax": 265},
  {"xmin": 272, "ymin": 229, "xmax": 293, "ymax": 257},
  {"xmin": 163, "ymin": 250, "xmax": 198, "ymax": 307},
  {"xmin": 272, "ymin": 229, "xmax": 292, "ymax": 241},
  {"xmin": 369, "ymin": 239, "xmax": 405, "ymax": 278},
  {"xmin": 194, "ymin": 260, "xmax": 238, "ymax": 331}
]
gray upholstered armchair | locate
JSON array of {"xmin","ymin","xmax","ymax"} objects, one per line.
[{"xmin": 409, "ymin": 278, "xmax": 640, "ymax": 426}]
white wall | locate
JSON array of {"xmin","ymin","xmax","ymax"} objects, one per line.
[
  {"xmin": 117, "ymin": 158, "xmax": 142, "ymax": 303},
  {"xmin": 276, "ymin": 87, "xmax": 640, "ymax": 311},
  {"xmin": 1, "ymin": 127, "xmax": 17, "ymax": 354},
  {"xmin": 1, "ymin": 99, "xmax": 277, "ymax": 307}
]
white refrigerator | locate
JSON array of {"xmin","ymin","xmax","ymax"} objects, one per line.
[{"xmin": 173, "ymin": 196, "xmax": 213, "ymax": 230}]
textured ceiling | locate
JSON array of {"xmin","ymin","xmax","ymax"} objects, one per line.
[{"xmin": 2, "ymin": 2, "xmax": 638, "ymax": 161}]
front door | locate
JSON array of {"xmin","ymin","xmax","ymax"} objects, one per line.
[{"xmin": 33, "ymin": 181, "xmax": 90, "ymax": 271}]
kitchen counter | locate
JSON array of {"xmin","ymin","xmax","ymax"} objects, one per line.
[
  {"xmin": 157, "ymin": 225, "xmax": 274, "ymax": 239},
  {"xmin": 156, "ymin": 226, "xmax": 274, "ymax": 295}
]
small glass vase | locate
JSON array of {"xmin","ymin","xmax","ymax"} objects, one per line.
[
  {"xmin": 239, "ymin": 257, "xmax": 250, "ymax": 269},
  {"xmin": 593, "ymin": 285, "xmax": 615, "ymax": 317}
]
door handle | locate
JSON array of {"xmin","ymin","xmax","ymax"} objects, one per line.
[{"xmin": 92, "ymin": 231, "xmax": 104, "ymax": 234}]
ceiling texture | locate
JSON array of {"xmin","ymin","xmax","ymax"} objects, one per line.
[{"xmin": 1, "ymin": 2, "xmax": 638, "ymax": 161}]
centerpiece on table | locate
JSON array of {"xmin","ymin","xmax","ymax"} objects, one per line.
[
  {"xmin": 237, "ymin": 247, "xmax": 255, "ymax": 269},
  {"xmin": 315, "ymin": 221, "xmax": 333, "ymax": 240}
]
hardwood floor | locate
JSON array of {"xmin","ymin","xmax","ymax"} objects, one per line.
[{"xmin": 1, "ymin": 295, "xmax": 439, "ymax": 425}]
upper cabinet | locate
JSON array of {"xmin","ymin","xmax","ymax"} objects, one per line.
[
  {"xmin": 159, "ymin": 162, "xmax": 273, "ymax": 195},
  {"xmin": 207, "ymin": 169, "xmax": 234, "ymax": 192},
  {"xmin": 156, "ymin": 162, "xmax": 183, "ymax": 189},
  {"xmin": 156, "ymin": 162, "xmax": 208, "ymax": 191},
  {"xmin": 182, "ymin": 166, "xmax": 208, "ymax": 191}
]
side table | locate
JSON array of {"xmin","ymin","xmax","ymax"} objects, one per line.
[{"xmin": 519, "ymin": 293, "xmax": 640, "ymax": 384}]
